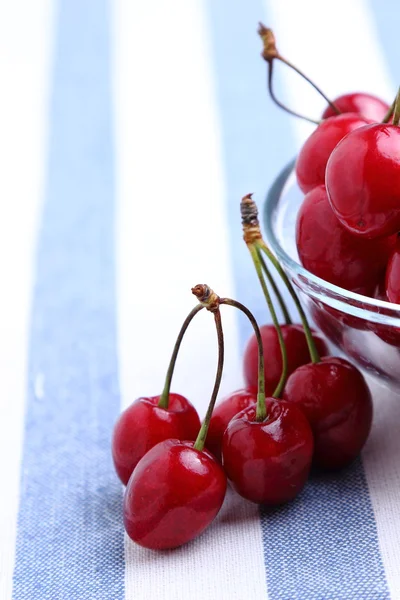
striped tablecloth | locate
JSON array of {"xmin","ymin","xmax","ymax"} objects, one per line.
[{"xmin": 1, "ymin": 1, "xmax": 400, "ymax": 598}]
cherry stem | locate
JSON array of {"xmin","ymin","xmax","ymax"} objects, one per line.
[
  {"xmin": 392, "ymin": 87, "xmax": 400, "ymax": 126},
  {"xmin": 193, "ymin": 309, "xmax": 224, "ymax": 451},
  {"xmin": 382, "ymin": 98, "xmax": 395, "ymax": 123},
  {"xmin": 220, "ymin": 298, "xmax": 267, "ymax": 422},
  {"xmin": 276, "ymin": 54, "xmax": 340, "ymax": 116},
  {"xmin": 267, "ymin": 61, "xmax": 320, "ymax": 126},
  {"xmin": 258, "ymin": 23, "xmax": 340, "ymax": 124},
  {"xmin": 257, "ymin": 240, "xmax": 320, "ymax": 363},
  {"xmin": 248, "ymin": 244, "xmax": 287, "ymax": 398},
  {"xmin": 258, "ymin": 251, "xmax": 292, "ymax": 325},
  {"xmin": 240, "ymin": 193, "xmax": 320, "ymax": 365},
  {"xmin": 158, "ymin": 304, "xmax": 204, "ymax": 409}
]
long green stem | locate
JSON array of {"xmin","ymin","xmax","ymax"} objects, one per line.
[
  {"xmin": 249, "ymin": 245, "xmax": 287, "ymax": 398},
  {"xmin": 382, "ymin": 98, "xmax": 395, "ymax": 123},
  {"xmin": 220, "ymin": 298, "xmax": 266, "ymax": 422},
  {"xmin": 277, "ymin": 55, "xmax": 340, "ymax": 116},
  {"xmin": 259, "ymin": 251, "xmax": 292, "ymax": 325},
  {"xmin": 258, "ymin": 23, "xmax": 340, "ymax": 124},
  {"xmin": 257, "ymin": 240, "xmax": 320, "ymax": 364},
  {"xmin": 194, "ymin": 310, "xmax": 224, "ymax": 451},
  {"xmin": 158, "ymin": 304, "xmax": 204, "ymax": 409},
  {"xmin": 267, "ymin": 60, "xmax": 320, "ymax": 125},
  {"xmin": 392, "ymin": 87, "xmax": 400, "ymax": 126}
]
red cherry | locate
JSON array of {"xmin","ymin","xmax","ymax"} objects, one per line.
[
  {"xmin": 385, "ymin": 238, "xmax": 400, "ymax": 303},
  {"xmin": 283, "ymin": 357, "xmax": 373, "ymax": 470},
  {"xmin": 112, "ymin": 393, "xmax": 200, "ymax": 485},
  {"xmin": 366, "ymin": 251, "xmax": 400, "ymax": 346},
  {"xmin": 124, "ymin": 439, "xmax": 226, "ymax": 549},
  {"xmin": 243, "ymin": 323, "xmax": 328, "ymax": 393},
  {"xmin": 310, "ymin": 302, "xmax": 344, "ymax": 345},
  {"xmin": 296, "ymin": 185, "xmax": 395, "ymax": 295},
  {"xmin": 222, "ymin": 400, "xmax": 313, "ymax": 504},
  {"xmin": 326, "ymin": 123, "xmax": 400, "ymax": 239},
  {"xmin": 322, "ymin": 92, "xmax": 389, "ymax": 121},
  {"xmin": 295, "ymin": 113, "xmax": 371, "ymax": 193},
  {"xmin": 206, "ymin": 389, "xmax": 256, "ymax": 461}
]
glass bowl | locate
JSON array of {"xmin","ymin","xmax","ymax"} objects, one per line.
[{"xmin": 263, "ymin": 158, "xmax": 400, "ymax": 388}]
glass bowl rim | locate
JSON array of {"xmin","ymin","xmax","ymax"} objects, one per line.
[{"xmin": 262, "ymin": 158, "xmax": 400, "ymax": 324}]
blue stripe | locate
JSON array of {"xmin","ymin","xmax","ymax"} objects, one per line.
[
  {"xmin": 367, "ymin": 0, "xmax": 398, "ymax": 95},
  {"xmin": 12, "ymin": 1, "xmax": 124, "ymax": 598},
  {"xmin": 206, "ymin": 2, "xmax": 389, "ymax": 598},
  {"xmin": 205, "ymin": 0, "xmax": 297, "ymax": 350}
]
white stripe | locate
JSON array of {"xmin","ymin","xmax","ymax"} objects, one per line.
[
  {"xmin": 112, "ymin": 0, "xmax": 268, "ymax": 598},
  {"xmin": 266, "ymin": 1, "xmax": 400, "ymax": 595},
  {"xmin": 0, "ymin": 2, "xmax": 54, "ymax": 598}
]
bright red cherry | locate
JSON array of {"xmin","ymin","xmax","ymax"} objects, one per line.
[
  {"xmin": 385, "ymin": 238, "xmax": 400, "ymax": 303},
  {"xmin": 124, "ymin": 439, "xmax": 226, "ymax": 549},
  {"xmin": 206, "ymin": 389, "xmax": 256, "ymax": 461},
  {"xmin": 243, "ymin": 323, "xmax": 328, "ymax": 393},
  {"xmin": 296, "ymin": 185, "xmax": 395, "ymax": 295},
  {"xmin": 283, "ymin": 357, "xmax": 373, "ymax": 470},
  {"xmin": 222, "ymin": 400, "xmax": 313, "ymax": 504},
  {"xmin": 112, "ymin": 394, "xmax": 200, "ymax": 485},
  {"xmin": 326, "ymin": 123, "xmax": 400, "ymax": 239},
  {"xmin": 322, "ymin": 92, "xmax": 389, "ymax": 121},
  {"xmin": 295, "ymin": 113, "xmax": 372, "ymax": 193}
]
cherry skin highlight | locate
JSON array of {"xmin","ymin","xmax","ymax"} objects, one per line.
[
  {"xmin": 283, "ymin": 357, "xmax": 373, "ymax": 470},
  {"xmin": 326, "ymin": 123, "xmax": 400, "ymax": 239},
  {"xmin": 295, "ymin": 113, "xmax": 371, "ymax": 193},
  {"xmin": 206, "ymin": 389, "xmax": 256, "ymax": 461},
  {"xmin": 386, "ymin": 238, "xmax": 400, "ymax": 304},
  {"xmin": 222, "ymin": 400, "xmax": 313, "ymax": 505},
  {"xmin": 322, "ymin": 92, "xmax": 389, "ymax": 121},
  {"xmin": 112, "ymin": 393, "xmax": 200, "ymax": 485},
  {"xmin": 124, "ymin": 439, "xmax": 227, "ymax": 550},
  {"xmin": 296, "ymin": 185, "xmax": 395, "ymax": 295},
  {"xmin": 243, "ymin": 323, "xmax": 328, "ymax": 393}
]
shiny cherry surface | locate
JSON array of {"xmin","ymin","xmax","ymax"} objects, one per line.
[
  {"xmin": 283, "ymin": 357, "xmax": 373, "ymax": 470},
  {"xmin": 222, "ymin": 400, "xmax": 313, "ymax": 504},
  {"xmin": 112, "ymin": 393, "xmax": 200, "ymax": 485},
  {"xmin": 385, "ymin": 238, "xmax": 400, "ymax": 303},
  {"xmin": 206, "ymin": 389, "xmax": 256, "ymax": 461},
  {"xmin": 124, "ymin": 439, "xmax": 227, "ymax": 549},
  {"xmin": 295, "ymin": 113, "xmax": 371, "ymax": 193},
  {"xmin": 326, "ymin": 124, "xmax": 400, "ymax": 239},
  {"xmin": 322, "ymin": 92, "xmax": 389, "ymax": 121},
  {"xmin": 243, "ymin": 323, "xmax": 328, "ymax": 393},
  {"xmin": 296, "ymin": 185, "xmax": 395, "ymax": 295}
]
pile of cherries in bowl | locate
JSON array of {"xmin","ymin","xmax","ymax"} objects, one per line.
[{"xmin": 259, "ymin": 24, "xmax": 400, "ymax": 387}]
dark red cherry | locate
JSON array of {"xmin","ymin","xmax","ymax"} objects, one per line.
[
  {"xmin": 295, "ymin": 113, "xmax": 372, "ymax": 193},
  {"xmin": 112, "ymin": 393, "xmax": 200, "ymax": 485},
  {"xmin": 243, "ymin": 323, "xmax": 328, "ymax": 393},
  {"xmin": 124, "ymin": 439, "xmax": 226, "ymax": 549},
  {"xmin": 283, "ymin": 357, "xmax": 373, "ymax": 470},
  {"xmin": 310, "ymin": 302, "xmax": 344, "ymax": 345},
  {"xmin": 386, "ymin": 238, "xmax": 400, "ymax": 304},
  {"xmin": 222, "ymin": 400, "xmax": 313, "ymax": 504},
  {"xmin": 296, "ymin": 185, "xmax": 395, "ymax": 295},
  {"xmin": 368, "ymin": 251, "xmax": 400, "ymax": 346},
  {"xmin": 206, "ymin": 389, "xmax": 256, "ymax": 461},
  {"xmin": 326, "ymin": 123, "xmax": 400, "ymax": 239},
  {"xmin": 322, "ymin": 92, "xmax": 389, "ymax": 121}
]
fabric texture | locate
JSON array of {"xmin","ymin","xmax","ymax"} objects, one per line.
[{"xmin": 0, "ymin": 1, "xmax": 399, "ymax": 599}]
